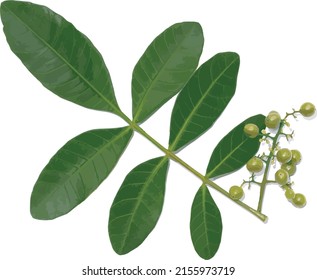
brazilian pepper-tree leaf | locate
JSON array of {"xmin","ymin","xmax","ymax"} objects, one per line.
[
  {"xmin": 0, "ymin": 1, "xmax": 120, "ymax": 114},
  {"xmin": 206, "ymin": 114, "xmax": 265, "ymax": 179},
  {"xmin": 190, "ymin": 185, "xmax": 222, "ymax": 260},
  {"xmin": 169, "ymin": 52, "xmax": 240, "ymax": 152},
  {"xmin": 31, "ymin": 127, "xmax": 133, "ymax": 220},
  {"xmin": 132, "ymin": 22, "xmax": 204, "ymax": 124},
  {"xmin": 109, "ymin": 157, "xmax": 169, "ymax": 255}
]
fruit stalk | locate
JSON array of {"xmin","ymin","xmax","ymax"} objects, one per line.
[{"xmin": 257, "ymin": 114, "xmax": 287, "ymax": 212}]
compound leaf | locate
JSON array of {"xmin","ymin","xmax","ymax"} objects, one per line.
[
  {"xmin": 190, "ymin": 185, "xmax": 222, "ymax": 260},
  {"xmin": 109, "ymin": 157, "xmax": 169, "ymax": 255},
  {"xmin": 132, "ymin": 22, "xmax": 204, "ymax": 123},
  {"xmin": 31, "ymin": 126, "xmax": 133, "ymax": 219},
  {"xmin": 0, "ymin": 1, "xmax": 120, "ymax": 114},
  {"xmin": 206, "ymin": 114, "xmax": 265, "ymax": 179},
  {"xmin": 169, "ymin": 52, "xmax": 240, "ymax": 152}
]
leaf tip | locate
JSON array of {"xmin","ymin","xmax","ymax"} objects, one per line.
[
  {"xmin": 30, "ymin": 194, "xmax": 57, "ymax": 221},
  {"xmin": 1, "ymin": 0, "xmax": 19, "ymax": 12}
]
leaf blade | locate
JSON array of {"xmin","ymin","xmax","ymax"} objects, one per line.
[
  {"xmin": 132, "ymin": 22, "xmax": 204, "ymax": 123},
  {"xmin": 30, "ymin": 126, "xmax": 133, "ymax": 219},
  {"xmin": 109, "ymin": 157, "xmax": 169, "ymax": 255},
  {"xmin": 190, "ymin": 185, "xmax": 222, "ymax": 260},
  {"xmin": 169, "ymin": 52, "xmax": 240, "ymax": 152},
  {"xmin": 206, "ymin": 114, "xmax": 265, "ymax": 179},
  {"xmin": 0, "ymin": 1, "xmax": 120, "ymax": 114}
]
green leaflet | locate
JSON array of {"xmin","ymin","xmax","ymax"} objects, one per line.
[
  {"xmin": 132, "ymin": 22, "xmax": 204, "ymax": 123},
  {"xmin": 0, "ymin": 1, "xmax": 120, "ymax": 114},
  {"xmin": 206, "ymin": 114, "xmax": 266, "ymax": 179},
  {"xmin": 190, "ymin": 185, "xmax": 222, "ymax": 260},
  {"xmin": 109, "ymin": 157, "xmax": 169, "ymax": 255},
  {"xmin": 31, "ymin": 127, "xmax": 133, "ymax": 220},
  {"xmin": 169, "ymin": 52, "xmax": 240, "ymax": 152}
]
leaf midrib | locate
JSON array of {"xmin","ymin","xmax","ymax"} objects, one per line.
[
  {"xmin": 133, "ymin": 23, "xmax": 198, "ymax": 122},
  {"xmin": 201, "ymin": 186, "xmax": 212, "ymax": 258},
  {"xmin": 169, "ymin": 55, "xmax": 238, "ymax": 151},
  {"xmin": 206, "ymin": 137, "xmax": 248, "ymax": 178},
  {"xmin": 4, "ymin": 4, "xmax": 121, "ymax": 116}
]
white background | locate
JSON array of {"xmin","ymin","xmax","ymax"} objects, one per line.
[{"xmin": 1, "ymin": 0, "xmax": 317, "ymax": 279}]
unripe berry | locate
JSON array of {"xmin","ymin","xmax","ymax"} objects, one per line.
[
  {"xmin": 276, "ymin": 148, "xmax": 292, "ymax": 164},
  {"xmin": 292, "ymin": 193, "xmax": 306, "ymax": 208},
  {"xmin": 285, "ymin": 187, "xmax": 295, "ymax": 201},
  {"xmin": 243, "ymin": 123, "xmax": 259, "ymax": 138},
  {"xmin": 281, "ymin": 162, "xmax": 296, "ymax": 176},
  {"xmin": 291, "ymin": 149, "xmax": 302, "ymax": 164},
  {"xmin": 246, "ymin": 157, "xmax": 264, "ymax": 173},
  {"xmin": 300, "ymin": 102, "xmax": 316, "ymax": 117},
  {"xmin": 229, "ymin": 186, "xmax": 244, "ymax": 201},
  {"xmin": 265, "ymin": 111, "xmax": 281, "ymax": 129},
  {"xmin": 275, "ymin": 169, "xmax": 289, "ymax": 185}
]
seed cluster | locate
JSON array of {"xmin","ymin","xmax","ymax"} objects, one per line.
[{"xmin": 229, "ymin": 102, "xmax": 316, "ymax": 209}]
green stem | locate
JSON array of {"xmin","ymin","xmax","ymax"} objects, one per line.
[
  {"xmin": 257, "ymin": 122, "xmax": 285, "ymax": 212},
  {"xmin": 119, "ymin": 111, "xmax": 267, "ymax": 222}
]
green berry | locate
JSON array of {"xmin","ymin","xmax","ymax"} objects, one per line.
[
  {"xmin": 244, "ymin": 123, "xmax": 259, "ymax": 138},
  {"xmin": 292, "ymin": 193, "xmax": 306, "ymax": 208},
  {"xmin": 284, "ymin": 187, "xmax": 295, "ymax": 201},
  {"xmin": 276, "ymin": 148, "xmax": 292, "ymax": 164},
  {"xmin": 275, "ymin": 169, "xmax": 289, "ymax": 185},
  {"xmin": 300, "ymin": 102, "xmax": 316, "ymax": 117},
  {"xmin": 229, "ymin": 186, "xmax": 244, "ymax": 201},
  {"xmin": 265, "ymin": 111, "xmax": 281, "ymax": 129},
  {"xmin": 291, "ymin": 149, "xmax": 302, "ymax": 164},
  {"xmin": 281, "ymin": 162, "xmax": 296, "ymax": 176},
  {"xmin": 246, "ymin": 157, "xmax": 264, "ymax": 173}
]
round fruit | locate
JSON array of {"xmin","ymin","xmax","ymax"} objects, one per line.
[
  {"xmin": 292, "ymin": 193, "xmax": 306, "ymax": 208},
  {"xmin": 244, "ymin": 123, "xmax": 259, "ymax": 138},
  {"xmin": 291, "ymin": 149, "xmax": 302, "ymax": 164},
  {"xmin": 284, "ymin": 187, "xmax": 295, "ymax": 201},
  {"xmin": 246, "ymin": 157, "xmax": 264, "ymax": 173},
  {"xmin": 281, "ymin": 162, "xmax": 296, "ymax": 176},
  {"xmin": 265, "ymin": 111, "xmax": 281, "ymax": 129},
  {"xmin": 275, "ymin": 169, "xmax": 289, "ymax": 185},
  {"xmin": 229, "ymin": 186, "xmax": 244, "ymax": 201},
  {"xmin": 276, "ymin": 148, "xmax": 292, "ymax": 164},
  {"xmin": 300, "ymin": 102, "xmax": 316, "ymax": 117}
]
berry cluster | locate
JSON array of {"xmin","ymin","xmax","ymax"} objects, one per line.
[{"xmin": 229, "ymin": 102, "xmax": 316, "ymax": 210}]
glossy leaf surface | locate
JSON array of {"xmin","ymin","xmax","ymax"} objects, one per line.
[
  {"xmin": 190, "ymin": 185, "xmax": 222, "ymax": 260},
  {"xmin": 206, "ymin": 114, "xmax": 265, "ymax": 179},
  {"xmin": 109, "ymin": 157, "xmax": 169, "ymax": 255},
  {"xmin": 169, "ymin": 52, "xmax": 240, "ymax": 152},
  {"xmin": 31, "ymin": 127, "xmax": 133, "ymax": 219},
  {"xmin": 0, "ymin": 1, "xmax": 120, "ymax": 114},
  {"xmin": 132, "ymin": 22, "xmax": 204, "ymax": 123}
]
